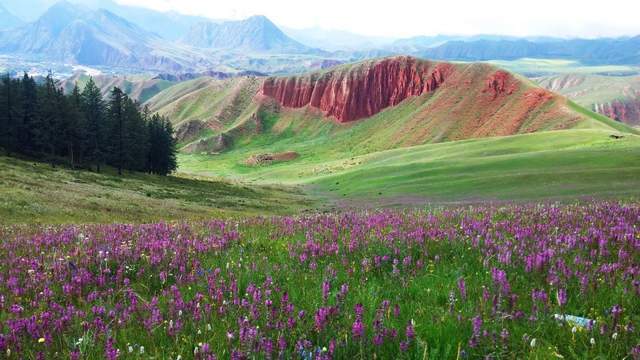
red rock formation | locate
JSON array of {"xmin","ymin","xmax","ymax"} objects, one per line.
[
  {"xmin": 484, "ymin": 70, "xmax": 517, "ymax": 99},
  {"xmin": 598, "ymin": 100, "xmax": 640, "ymax": 126},
  {"xmin": 260, "ymin": 56, "xmax": 456, "ymax": 122}
]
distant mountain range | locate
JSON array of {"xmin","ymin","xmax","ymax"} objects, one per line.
[
  {"xmin": 0, "ymin": 1, "xmax": 326, "ymax": 72},
  {"xmin": 0, "ymin": 0, "xmax": 639, "ymax": 75},
  {"xmin": 417, "ymin": 37, "xmax": 640, "ymax": 65},
  {"xmin": 0, "ymin": 1, "xmax": 210, "ymax": 71},
  {"xmin": 0, "ymin": 3, "xmax": 24, "ymax": 30},
  {"xmin": 182, "ymin": 16, "xmax": 317, "ymax": 54},
  {"xmin": 83, "ymin": 0, "xmax": 213, "ymax": 41}
]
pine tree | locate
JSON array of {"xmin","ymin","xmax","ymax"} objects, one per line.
[
  {"xmin": 107, "ymin": 87, "xmax": 125, "ymax": 175},
  {"xmin": 123, "ymin": 98, "xmax": 149, "ymax": 171},
  {"xmin": 161, "ymin": 116, "xmax": 177, "ymax": 175},
  {"xmin": 0, "ymin": 75, "xmax": 21, "ymax": 155},
  {"xmin": 82, "ymin": 77, "xmax": 105, "ymax": 172},
  {"xmin": 35, "ymin": 74, "xmax": 60, "ymax": 166},
  {"xmin": 66, "ymin": 84, "xmax": 86, "ymax": 167},
  {"xmin": 19, "ymin": 73, "xmax": 37, "ymax": 155}
]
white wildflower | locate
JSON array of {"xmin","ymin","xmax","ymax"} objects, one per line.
[
  {"xmin": 530, "ymin": 338, "xmax": 537, "ymax": 348},
  {"xmin": 590, "ymin": 338, "xmax": 595, "ymax": 346}
]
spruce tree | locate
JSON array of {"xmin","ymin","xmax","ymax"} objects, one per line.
[
  {"xmin": 35, "ymin": 74, "xmax": 60, "ymax": 166},
  {"xmin": 107, "ymin": 87, "xmax": 125, "ymax": 175},
  {"xmin": 161, "ymin": 116, "xmax": 177, "ymax": 175},
  {"xmin": 0, "ymin": 75, "xmax": 21, "ymax": 155},
  {"xmin": 82, "ymin": 77, "xmax": 105, "ymax": 172},
  {"xmin": 66, "ymin": 84, "xmax": 86, "ymax": 167},
  {"xmin": 19, "ymin": 73, "xmax": 37, "ymax": 155}
]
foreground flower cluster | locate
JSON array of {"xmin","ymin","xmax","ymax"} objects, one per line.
[{"xmin": 0, "ymin": 203, "xmax": 639, "ymax": 359}]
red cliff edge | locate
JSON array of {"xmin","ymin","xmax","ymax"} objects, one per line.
[{"xmin": 259, "ymin": 56, "xmax": 457, "ymax": 122}]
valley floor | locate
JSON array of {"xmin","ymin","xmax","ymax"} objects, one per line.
[{"xmin": 178, "ymin": 129, "xmax": 640, "ymax": 208}]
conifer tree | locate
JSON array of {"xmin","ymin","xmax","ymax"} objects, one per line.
[{"xmin": 81, "ymin": 77, "xmax": 105, "ymax": 172}]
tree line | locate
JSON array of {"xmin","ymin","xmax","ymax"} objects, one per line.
[{"xmin": 0, "ymin": 73, "xmax": 177, "ymax": 175}]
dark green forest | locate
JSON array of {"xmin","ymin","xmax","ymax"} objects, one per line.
[{"xmin": 0, "ymin": 73, "xmax": 177, "ymax": 175}]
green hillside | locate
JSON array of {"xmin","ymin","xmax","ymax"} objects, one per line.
[
  {"xmin": 179, "ymin": 128, "xmax": 640, "ymax": 205},
  {"xmin": 61, "ymin": 73, "xmax": 175, "ymax": 103},
  {"xmin": 0, "ymin": 156, "xmax": 311, "ymax": 224},
  {"xmin": 145, "ymin": 76, "xmax": 261, "ymax": 128},
  {"xmin": 487, "ymin": 58, "xmax": 640, "ymax": 77},
  {"xmin": 536, "ymin": 74, "xmax": 640, "ymax": 105}
]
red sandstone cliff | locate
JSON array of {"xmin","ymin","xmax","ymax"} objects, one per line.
[
  {"xmin": 260, "ymin": 56, "xmax": 456, "ymax": 122},
  {"xmin": 597, "ymin": 100, "xmax": 640, "ymax": 126},
  {"xmin": 258, "ymin": 57, "xmax": 586, "ymax": 143}
]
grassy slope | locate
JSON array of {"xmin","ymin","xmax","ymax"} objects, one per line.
[
  {"xmin": 0, "ymin": 156, "xmax": 312, "ymax": 224},
  {"xmin": 179, "ymin": 110, "xmax": 640, "ymax": 204},
  {"xmin": 535, "ymin": 74, "xmax": 640, "ymax": 105},
  {"xmin": 61, "ymin": 73, "xmax": 174, "ymax": 103},
  {"xmin": 145, "ymin": 77, "xmax": 260, "ymax": 129},
  {"xmin": 309, "ymin": 129, "xmax": 640, "ymax": 204},
  {"xmin": 486, "ymin": 58, "xmax": 640, "ymax": 76}
]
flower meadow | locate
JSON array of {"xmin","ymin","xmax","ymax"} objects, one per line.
[{"xmin": 1, "ymin": 203, "xmax": 639, "ymax": 359}]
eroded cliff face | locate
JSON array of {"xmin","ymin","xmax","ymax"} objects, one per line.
[
  {"xmin": 596, "ymin": 101, "xmax": 640, "ymax": 126},
  {"xmin": 484, "ymin": 70, "xmax": 518, "ymax": 99},
  {"xmin": 260, "ymin": 56, "xmax": 456, "ymax": 122},
  {"xmin": 256, "ymin": 57, "xmax": 587, "ymax": 145}
]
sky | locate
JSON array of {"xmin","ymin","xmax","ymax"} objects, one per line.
[{"xmin": 113, "ymin": 0, "xmax": 640, "ymax": 39}]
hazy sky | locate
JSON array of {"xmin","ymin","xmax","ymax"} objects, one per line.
[{"xmin": 115, "ymin": 0, "xmax": 640, "ymax": 38}]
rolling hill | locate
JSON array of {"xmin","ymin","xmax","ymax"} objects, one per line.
[
  {"xmin": 145, "ymin": 76, "xmax": 262, "ymax": 134},
  {"xmin": 157, "ymin": 56, "xmax": 620, "ymax": 156},
  {"xmin": 142, "ymin": 56, "xmax": 640, "ymax": 205},
  {"xmin": 536, "ymin": 74, "xmax": 640, "ymax": 127},
  {"xmin": 60, "ymin": 72, "xmax": 175, "ymax": 103}
]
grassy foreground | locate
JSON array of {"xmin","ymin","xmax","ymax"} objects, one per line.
[
  {"xmin": 1, "ymin": 203, "xmax": 638, "ymax": 359},
  {"xmin": 0, "ymin": 156, "xmax": 311, "ymax": 224}
]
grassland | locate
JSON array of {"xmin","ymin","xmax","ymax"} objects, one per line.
[
  {"xmin": 179, "ymin": 125, "xmax": 640, "ymax": 206},
  {"xmin": 0, "ymin": 155, "xmax": 311, "ymax": 224},
  {"xmin": 145, "ymin": 77, "xmax": 260, "ymax": 128},
  {"xmin": 485, "ymin": 58, "xmax": 640, "ymax": 77},
  {"xmin": 536, "ymin": 74, "xmax": 640, "ymax": 105}
]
